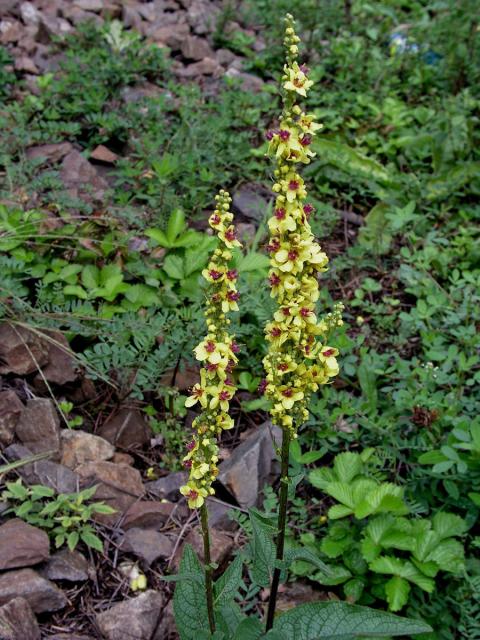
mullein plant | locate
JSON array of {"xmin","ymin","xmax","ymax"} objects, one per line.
[{"xmin": 172, "ymin": 16, "xmax": 432, "ymax": 640}]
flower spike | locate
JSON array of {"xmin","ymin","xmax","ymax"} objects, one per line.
[{"xmin": 180, "ymin": 190, "xmax": 241, "ymax": 509}]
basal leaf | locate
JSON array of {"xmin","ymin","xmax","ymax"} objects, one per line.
[{"xmin": 173, "ymin": 544, "xmax": 209, "ymax": 640}]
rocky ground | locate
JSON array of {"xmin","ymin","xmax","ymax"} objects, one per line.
[{"xmin": 0, "ymin": 1, "xmax": 291, "ymax": 638}]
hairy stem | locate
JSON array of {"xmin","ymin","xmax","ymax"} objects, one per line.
[
  {"xmin": 266, "ymin": 429, "xmax": 291, "ymax": 631},
  {"xmin": 200, "ymin": 502, "xmax": 215, "ymax": 634}
]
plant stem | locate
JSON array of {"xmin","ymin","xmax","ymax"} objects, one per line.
[
  {"xmin": 266, "ymin": 429, "xmax": 291, "ymax": 631},
  {"xmin": 200, "ymin": 502, "xmax": 216, "ymax": 634}
]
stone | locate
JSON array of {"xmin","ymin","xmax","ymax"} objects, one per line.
[
  {"xmin": 180, "ymin": 35, "xmax": 213, "ymax": 61},
  {"xmin": 206, "ymin": 499, "xmax": 238, "ymax": 532},
  {"xmin": 90, "ymin": 144, "xmax": 118, "ymax": 164},
  {"xmin": 97, "ymin": 409, "xmax": 150, "ymax": 450},
  {"xmin": 49, "ymin": 635, "xmax": 95, "ymax": 640},
  {"xmin": 60, "ymin": 429, "xmax": 114, "ymax": 470},
  {"xmin": 217, "ymin": 423, "xmax": 282, "ymax": 508},
  {"xmin": 120, "ymin": 528, "xmax": 174, "ymax": 566},
  {"xmin": 34, "ymin": 330, "xmax": 77, "ymax": 386},
  {"xmin": 122, "ymin": 501, "xmax": 174, "ymax": 530},
  {"xmin": 60, "ymin": 150, "xmax": 108, "ymax": 203},
  {"xmin": 112, "ymin": 452, "xmax": 134, "ymax": 465},
  {"xmin": 232, "ymin": 183, "xmax": 270, "ymax": 222},
  {"xmin": 96, "ymin": 590, "xmax": 163, "ymax": 640},
  {"xmin": 215, "ymin": 48, "xmax": 236, "ymax": 66},
  {"xmin": 175, "ymin": 57, "xmax": 222, "ymax": 78},
  {"xmin": 120, "ymin": 81, "xmax": 164, "ymax": 104},
  {"xmin": 26, "ymin": 142, "xmax": 74, "ymax": 164},
  {"xmin": 15, "ymin": 398, "xmax": 60, "ymax": 455},
  {"xmin": 236, "ymin": 222, "xmax": 256, "ymax": 244},
  {"xmin": 160, "ymin": 363, "xmax": 199, "ymax": 390},
  {"xmin": 0, "ymin": 20, "xmax": 24, "ymax": 44},
  {"xmin": 152, "ymin": 599, "xmax": 174, "ymax": 640},
  {"xmin": 0, "ymin": 597, "xmax": 41, "ymax": 640},
  {"xmin": 73, "ymin": 0, "xmax": 103, "ymax": 11},
  {"xmin": 225, "ymin": 67, "xmax": 265, "ymax": 93},
  {"xmin": 187, "ymin": 0, "xmax": 219, "ymax": 35},
  {"xmin": 0, "ymin": 391, "xmax": 24, "ymax": 447},
  {"xmin": 76, "ymin": 462, "xmax": 145, "ymax": 524},
  {"xmin": 0, "ymin": 519, "xmax": 50, "ymax": 571},
  {"xmin": 39, "ymin": 549, "xmax": 89, "ymax": 582},
  {"xmin": 0, "ymin": 569, "xmax": 67, "ymax": 613},
  {"xmin": 14, "ymin": 55, "xmax": 39, "ymax": 74},
  {"xmin": 63, "ymin": 6, "xmax": 103, "ymax": 27},
  {"xmin": 0, "ymin": 323, "xmax": 49, "ymax": 376},
  {"xmin": 4, "ymin": 444, "xmax": 80, "ymax": 493},
  {"xmin": 146, "ymin": 471, "xmax": 187, "ymax": 502},
  {"xmin": 19, "ymin": 2, "xmax": 41, "ymax": 27},
  {"xmin": 147, "ymin": 22, "xmax": 190, "ymax": 50},
  {"xmin": 178, "ymin": 527, "xmax": 233, "ymax": 569}
]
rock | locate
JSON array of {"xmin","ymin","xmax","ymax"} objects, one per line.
[
  {"xmin": 112, "ymin": 452, "xmax": 134, "ymax": 465},
  {"xmin": 0, "ymin": 323, "xmax": 49, "ymax": 376},
  {"xmin": 60, "ymin": 150, "xmax": 108, "ymax": 203},
  {"xmin": 97, "ymin": 409, "xmax": 150, "ymax": 450},
  {"xmin": 90, "ymin": 144, "xmax": 118, "ymax": 164},
  {"xmin": 180, "ymin": 35, "xmax": 213, "ymax": 61},
  {"xmin": 15, "ymin": 398, "xmax": 60, "ymax": 455},
  {"xmin": 0, "ymin": 597, "xmax": 41, "ymax": 640},
  {"xmin": 96, "ymin": 590, "xmax": 163, "ymax": 640},
  {"xmin": 49, "ymin": 635, "xmax": 95, "ymax": 640},
  {"xmin": 176, "ymin": 57, "xmax": 222, "ymax": 78},
  {"xmin": 160, "ymin": 363, "xmax": 199, "ymax": 390},
  {"xmin": 34, "ymin": 330, "xmax": 77, "ymax": 386},
  {"xmin": 187, "ymin": 0, "xmax": 219, "ymax": 35},
  {"xmin": 236, "ymin": 222, "xmax": 256, "ymax": 244},
  {"xmin": 4, "ymin": 444, "xmax": 80, "ymax": 493},
  {"xmin": 215, "ymin": 48, "xmax": 236, "ymax": 66},
  {"xmin": 14, "ymin": 55, "xmax": 39, "ymax": 74},
  {"xmin": 147, "ymin": 22, "xmax": 190, "ymax": 50},
  {"xmin": 73, "ymin": 0, "xmax": 103, "ymax": 10},
  {"xmin": 217, "ymin": 423, "xmax": 282, "ymax": 508},
  {"xmin": 76, "ymin": 462, "xmax": 145, "ymax": 524},
  {"xmin": 122, "ymin": 4, "xmax": 143, "ymax": 32},
  {"xmin": 120, "ymin": 81, "xmax": 164, "ymax": 104},
  {"xmin": 60, "ymin": 429, "xmax": 114, "ymax": 470},
  {"xmin": 62, "ymin": 6, "xmax": 103, "ymax": 26},
  {"xmin": 232, "ymin": 183, "xmax": 270, "ymax": 222},
  {"xmin": 0, "ymin": 391, "xmax": 24, "ymax": 447},
  {"xmin": 122, "ymin": 501, "xmax": 174, "ymax": 530},
  {"xmin": 276, "ymin": 582, "xmax": 327, "ymax": 612},
  {"xmin": 0, "ymin": 520, "xmax": 50, "ymax": 571},
  {"xmin": 39, "ymin": 549, "xmax": 89, "ymax": 582},
  {"xmin": 206, "ymin": 499, "xmax": 238, "ymax": 532},
  {"xmin": 225, "ymin": 67, "xmax": 265, "ymax": 93},
  {"xmin": 146, "ymin": 471, "xmax": 187, "ymax": 502},
  {"xmin": 19, "ymin": 2, "xmax": 41, "ymax": 27},
  {"xmin": 0, "ymin": 569, "xmax": 67, "ymax": 613},
  {"xmin": 120, "ymin": 528, "xmax": 174, "ymax": 566},
  {"xmin": 0, "ymin": 20, "xmax": 24, "ymax": 44},
  {"xmin": 178, "ymin": 527, "xmax": 233, "ymax": 569},
  {"xmin": 26, "ymin": 142, "xmax": 74, "ymax": 164}
]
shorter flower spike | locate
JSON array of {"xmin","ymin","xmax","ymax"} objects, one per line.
[{"xmin": 180, "ymin": 190, "xmax": 242, "ymax": 509}]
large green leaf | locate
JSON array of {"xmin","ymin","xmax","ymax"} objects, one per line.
[
  {"xmin": 166, "ymin": 208, "xmax": 186, "ymax": 243},
  {"xmin": 426, "ymin": 162, "xmax": 480, "ymax": 201},
  {"xmin": 173, "ymin": 544, "xmax": 209, "ymax": 640},
  {"xmin": 214, "ymin": 554, "xmax": 244, "ymax": 607},
  {"xmin": 431, "ymin": 512, "xmax": 468, "ymax": 540},
  {"xmin": 333, "ymin": 452, "xmax": 363, "ymax": 484},
  {"xmin": 249, "ymin": 510, "xmax": 276, "ymax": 587},
  {"xmin": 384, "ymin": 576, "xmax": 410, "ymax": 612},
  {"xmin": 273, "ymin": 601, "xmax": 432, "ymax": 638}
]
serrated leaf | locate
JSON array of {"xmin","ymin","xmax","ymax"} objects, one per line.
[
  {"xmin": 214, "ymin": 554, "xmax": 243, "ymax": 606},
  {"xmin": 273, "ymin": 601, "xmax": 432, "ymax": 638},
  {"xmin": 326, "ymin": 482, "xmax": 355, "ymax": 509},
  {"xmin": 283, "ymin": 547, "xmax": 330, "ymax": 575},
  {"xmin": 309, "ymin": 467, "xmax": 337, "ymax": 491},
  {"xmin": 173, "ymin": 544, "xmax": 209, "ymax": 640},
  {"xmin": 232, "ymin": 617, "xmax": 263, "ymax": 640},
  {"xmin": 417, "ymin": 450, "xmax": 447, "ymax": 465},
  {"xmin": 369, "ymin": 556, "xmax": 434, "ymax": 592},
  {"xmin": 328, "ymin": 504, "xmax": 354, "ymax": 520},
  {"xmin": 431, "ymin": 512, "xmax": 468, "ymax": 540},
  {"xmin": 385, "ymin": 576, "xmax": 410, "ymax": 612},
  {"xmin": 80, "ymin": 530, "xmax": 104, "ymax": 552},
  {"xmin": 166, "ymin": 208, "xmax": 186, "ymax": 243},
  {"xmin": 425, "ymin": 539, "xmax": 465, "ymax": 573},
  {"xmin": 333, "ymin": 452, "xmax": 363, "ymax": 483},
  {"xmin": 146, "ymin": 227, "xmax": 169, "ymax": 247},
  {"xmin": 237, "ymin": 252, "xmax": 270, "ymax": 273},
  {"xmin": 163, "ymin": 254, "xmax": 185, "ymax": 280},
  {"xmin": 249, "ymin": 511, "xmax": 275, "ymax": 587},
  {"xmin": 67, "ymin": 531, "xmax": 79, "ymax": 551}
]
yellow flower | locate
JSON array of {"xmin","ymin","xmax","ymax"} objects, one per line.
[
  {"xmin": 283, "ymin": 62, "xmax": 314, "ymax": 97},
  {"xmin": 180, "ymin": 483, "xmax": 209, "ymax": 509}
]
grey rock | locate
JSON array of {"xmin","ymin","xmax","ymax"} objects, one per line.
[
  {"xmin": 33, "ymin": 330, "xmax": 77, "ymax": 386},
  {"xmin": 181, "ymin": 35, "xmax": 213, "ymax": 61},
  {"xmin": 15, "ymin": 399, "xmax": 60, "ymax": 455},
  {"xmin": 26, "ymin": 142, "xmax": 74, "ymax": 164},
  {"xmin": 0, "ymin": 19, "xmax": 24, "ymax": 44},
  {"xmin": 0, "ymin": 569, "xmax": 67, "ymax": 613},
  {"xmin": 0, "ymin": 519, "xmax": 50, "ymax": 571},
  {"xmin": 96, "ymin": 590, "xmax": 163, "ymax": 640},
  {"xmin": 147, "ymin": 22, "xmax": 190, "ymax": 50},
  {"xmin": 4, "ymin": 444, "xmax": 80, "ymax": 493},
  {"xmin": 0, "ymin": 323, "xmax": 49, "ymax": 376},
  {"xmin": 225, "ymin": 66, "xmax": 265, "ymax": 93},
  {"xmin": 97, "ymin": 409, "xmax": 150, "ymax": 450},
  {"xmin": 120, "ymin": 81, "xmax": 164, "ymax": 104},
  {"xmin": 122, "ymin": 500, "xmax": 175, "ymax": 530},
  {"xmin": 39, "ymin": 549, "xmax": 90, "ymax": 582},
  {"xmin": 215, "ymin": 47, "xmax": 236, "ymax": 66},
  {"xmin": 146, "ymin": 471, "xmax": 187, "ymax": 502},
  {"xmin": 232, "ymin": 183, "xmax": 270, "ymax": 222},
  {"xmin": 0, "ymin": 597, "xmax": 40, "ymax": 640},
  {"xmin": 73, "ymin": 0, "xmax": 103, "ymax": 11},
  {"xmin": 176, "ymin": 527, "xmax": 233, "ymax": 570},
  {"xmin": 120, "ymin": 528, "xmax": 174, "ymax": 565},
  {"xmin": 19, "ymin": 2, "xmax": 41, "ymax": 27},
  {"xmin": 236, "ymin": 222, "xmax": 256, "ymax": 245},
  {"xmin": 187, "ymin": 0, "xmax": 219, "ymax": 35},
  {"xmin": 175, "ymin": 57, "xmax": 222, "ymax": 78},
  {"xmin": 60, "ymin": 429, "xmax": 114, "ymax": 470},
  {"xmin": 217, "ymin": 422, "xmax": 282, "ymax": 508},
  {"xmin": 60, "ymin": 150, "xmax": 108, "ymax": 203},
  {"xmin": 0, "ymin": 391, "xmax": 24, "ymax": 448}
]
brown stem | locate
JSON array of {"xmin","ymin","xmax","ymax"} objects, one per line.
[
  {"xmin": 266, "ymin": 429, "xmax": 291, "ymax": 631},
  {"xmin": 200, "ymin": 502, "xmax": 215, "ymax": 634}
]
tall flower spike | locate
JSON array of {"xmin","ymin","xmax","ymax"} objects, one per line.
[
  {"xmin": 180, "ymin": 190, "xmax": 242, "ymax": 509},
  {"xmin": 263, "ymin": 14, "xmax": 343, "ymax": 438}
]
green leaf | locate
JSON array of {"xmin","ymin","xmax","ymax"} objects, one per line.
[
  {"xmin": 384, "ymin": 576, "xmax": 410, "ymax": 612},
  {"xmin": 273, "ymin": 601, "xmax": 432, "ymax": 638},
  {"xmin": 163, "ymin": 254, "xmax": 185, "ymax": 280},
  {"xmin": 81, "ymin": 265, "xmax": 100, "ymax": 289},
  {"xmin": 328, "ymin": 504, "xmax": 355, "ymax": 520},
  {"xmin": 431, "ymin": 512, "xmax": 468, "ymax": 539},
  {"xmin": 214, "ymin": 554, "xmax": 243, "ymax": 606},
  {"xmin": 237, "ymin": 251, "xmax": 270, "ymax": 273},
  {"xmin": 343, "ymin": 577, "xmax": 365, "ymax": 603},
  {"xmin": 249, "ymin": 510, "xmax": 276, "ymax": 587},
  {"xmin": 426, "ymin": 162, "xmax": 480, "ymax": 201},
  {"xmin": 418, "ymin": 451, "xmax": 446, "ymax": 465},
  {"xmin": 5, "ymin": 480, "xmax": 28, "ymax": 500},
  {"xmin": 369, "ymin": 556, "xmax": 434, "ymax": 592},
  {"xmin": 146, "ymin": 227, "xmax": 169, "ymax": 247},
  {"xmin": 80, "ymin": 530, "xmax": 104, "ymax": 552},
  {"xmin": 63, "ymin": 285, "xmax": 88, "ymax": 299},
  {"xmin": 173, "ymin": 544, "xmax": 209, "ymax": 640},
  {"xmin": 333, "ymin": 452, "xmax": 363, "ymax": 484},
  {"xmin": 325, "ymin": 482, "xmax": 355, "ymax": 509},
  {"xmin": 166, "ymin": 208, "xmax": 186, "ymax": 243},
  {"xmin": 232, "ymin": 618, "xmax": 263, "ymax": 640},
  {"xmin": 283, "ymin": 547, "xmax": 330, "ymax": 575},
  {"xmin": 67, "ymin": 531, "xmax": 80, "ymax": 551}
]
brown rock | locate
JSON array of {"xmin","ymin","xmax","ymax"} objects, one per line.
[
  {"xmin": 90, "ymin": 144, "xmax": 118, "ymax": 164},
  {"xmin": 76, "ymin": 462, "xmax": 145, "ymax": 524},
  {"xmin": 147, "ymin": 22, "xmax": 190, "ymax": 50},
  {"xmin": 19, "ymin": 2, "xmax": 41, "ymax": 27},
  {"xmin": 97, "ymin": 409, "xmax": 150, "ymax": 450},
  {"xmin": 112, "ymin": 452, "xmax": 134, "ymax": 465},
  {"xmin": 120, "ymin": 528, "xmax": 174, "ymax": 565},
  {"xmin": 26, "ymin": 142, "xmax": 74, "ymax": 165},
  {"xmin": 187, "ymin": 0, "xmax": 219, "ymax": 35},
  {"xmin": 161, "ymin": 363, "xmax": 199, "ymax": 390},
  {"xmin": 217, "ymin": 423, "xmax": 282, "ymax": 508},
  {"xmin": 232, "ymin": 183, "xmax": 270, "ymax": 222},
  {"xmin": 62, "ymin": 6, "xmax": 103, "ymax": 26},
  {"xmin": 177, "ymin": 527, "xmax": 233, "ymax": 570},
  {"xmin": 60, "ymin": 429, "xmax": 114, "ymax": 470},
  {"xmin": 49, "ymin": 635, "xmax": 94, "ymax": 640},
  {"xmin": 73, "ymin": 0, "xmax": 103, "ymax": 10},
  {"xmin": 15, "ymin": 399, "xmax": 60, "ymax": 455},
  {"xmin": 181, "ymin": 35, "xmax": 213, "ymax": 61},
  {"xmin": 14, "ymin": 55, "xmax": 38, "ymax": 74},
  {"xmin": 0, "ymin": 391, "xmax": 24, "ymax": 447},
  {"xmin": 0, "ymin": 323, "xmax": 49, "ymax": 376},
  {"xmin": 0, "ymin": 520, "xmax": 50, "ymax": 571},
  {"xmin": 122, "ymin": 501, "xmax": 174, "ymax": 530},
  {"xmin": 215, "ymin": 48, "xmax": 236, "ymax": 66},
  {"xmin": 0, "ymin": 597, "xmax": 41, "ymax": 640},
  {"xmin": 0, "ymin": 569, "xmax": 67, "ymax": 613},
  {"xmin": 176, "ymin": 57, "xmax": 222, "ymax": 78},
  {"xmin": 146, "ymin": 471, "xmax": 187, "ymax": 502},
  {"xmin": 120, "ymin": 81, "xmax": 164, "ymax": 103},
  {"xmin": 60, "ymin": 150, "xmax": 108, "ymax": 203},
  {"xmin": 0, "ymin": 20, "xmax": 24, "ymax": 44},
  {"xmin": 39, "ymin": 549, "xmax": 90, "ymax": 582},
  {"xmin": 152, "ymin": 599, "xmax": 175, "ymax": 640},
  {"xmin": 4, "ymin": 444, "xmax": 80, "ymax": 494},
  {"xmin": 34, "ymin": 330, "xmax": 77, "ymax": 386},
  {"xmin": 225, "ymin": 67, "xmax": 265, "ymax": 93},
  {"xmin": 236, "ymin": 222, "xmax": 256, "ymax": 244},
  {"xmin": 96, "ymin": 590, "xmax": 163, "ymax": 640}
]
